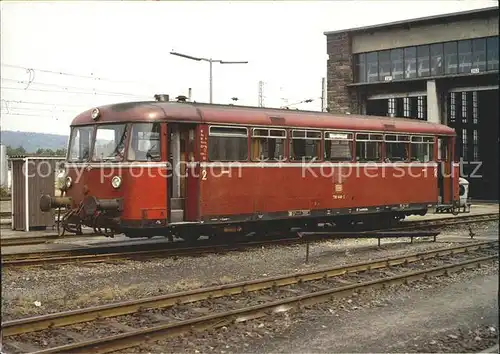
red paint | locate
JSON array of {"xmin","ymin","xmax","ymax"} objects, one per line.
[
  {"xmin": 66, "ymin": 166, "xmax": 167, "ymax": 222},
  {"xmin": 199, "ymin": 165, "xmax": 438, "ymax": 218}
]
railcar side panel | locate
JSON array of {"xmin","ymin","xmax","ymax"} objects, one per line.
[{"xmin": 198, "ymin": 164, "xmax": 437, "ymax": 221}]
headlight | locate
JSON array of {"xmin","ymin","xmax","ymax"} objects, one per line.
[
  {"xmin": 111, "ymin": 176, "xmax": 122, "ymax": 189},
  {"xmin": 65, "ymin": 176, "xmax": 72, "ymax": 189}
]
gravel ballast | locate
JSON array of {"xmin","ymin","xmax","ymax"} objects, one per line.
[
  {"xmin": 2, "ymin": 221, "xmax": 497, "ymax": 321},
  {"xmin": 122, "ymin": 262, "xmax": 499, "ymax": 354}
]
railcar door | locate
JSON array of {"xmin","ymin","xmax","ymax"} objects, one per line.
[
  {"xmin": 437, "ymin": 136, "xmax": 455, "ymax": 206},
  {"xmin": 167, "ymin": 123, "xmax": 197, "ymax": 223}
]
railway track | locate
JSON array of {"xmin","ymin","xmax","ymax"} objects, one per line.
[
  {"xmin": 0, "ymin": 233, "xmax": 104, "ymax": 247},
  {"xmin": 1, "ymin": 213, "xmax": 498, "ymax": 267},
  {"xmin": 0, "ymin": 237, "xmax": 300, "ymax": 267},
  {"xmin": 388, "ymin": 212, "xmax": 499, "ymax": 231},
  {"xmin": 1, "ymin": 229, "xmax": 444, "ymax": 268},
  {"xmin": 2, "ymin": 241, "xmax": 497, "ymax": 354},
  {"xmin": 1, "ymin": 212, "xmax": 497, "ymax": 248}
]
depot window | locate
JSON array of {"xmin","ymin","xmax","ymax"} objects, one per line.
[
  {"xmin": 444, "ymin": 41, "xmax": 458, "ymax": 75},
  {"xmin": 410, "ymin": 136, "xmax": 434, "ymax": 162},
  {"xmin": 355, "ymin": 133, "xmax": 382, "ymax": 162},
  {"xmin": 384, "ymin": 135, "xmax": 410, "ymax": 162},
  {"xmin": 366, "ymin": 52, "xmax": 378, "ymax": 83},
  {"xmin": 92, "ymin": 124, "xmax": 128, "ymax": 161},
  {"xmin": 430, "ymin": 43, "xmax": 444, "ymax": 76},
  {"xmin": 324, "ymin": 132, "xmax": 353, "ymax": 161},
  {"xmin": 404, "ymin": 47, "xmax": 417, "ymax": 79},
  {"xmin": 458, "ymin": 40, "xmax": 473, "ymax": 74},
  {"xmin": 208, "ymin": 126, "xmax": 248, "ymax": 161},
  {"xmin": 378, "ymin": 50, "xmax": 391, "ymax": 81},
  {"xmin": 487, "ymin": 36, "xmax": 499, "ymax": 71},
  {"xmin": 68, "ymin": 125, "xmax": 93, "ymax": 162},
  {"xmin": 251, "ymin": 128, "xmax": 286, "ymax": 162},
  {"xmin": 290, "ymin": 130, "xmax": 321, "ymax": 161},
  {"xmin": 354, "ymin": 53, "xmax": 366, "ymax": 82},
  {"xmin": 472, "ymin": 38, "xmax": 486, "ymax": 72},
  {"xmin": 390, "ymin": 49, "xmax": 404, "ymax": 80},
  {"xmin": 417, "ymin": 45, "xmax": 430, "ymax": 77},
  {"xmin": 128, "ymin": 122, "xmax": 161, "ymax": 161}
]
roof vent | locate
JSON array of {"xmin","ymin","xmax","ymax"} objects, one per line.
[
  {"xmin": 176, "ymin": 95, "xmax": 188, "ymax": 103},
  {"xmin": 154, "ymin": 94, "xmax": 169, "ymax": 102}
]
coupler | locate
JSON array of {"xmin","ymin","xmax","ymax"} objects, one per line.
[
  {"xmin": 81, "ymin": 196, "xmax": 123, "ymax": 237},
  {"xmin": 39, "ymin": 195, "xmax": 73, "ymax": 212}
]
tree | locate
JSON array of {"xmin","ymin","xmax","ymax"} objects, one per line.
[
  {"xmin": 33, "ymin": 148, "xmax": 67, "ymax": 156},
  {"xmin": 55, "ymin": 148, "xmax": 67, "ymax": 156},
  {"xmin": 6, "ymin": 145, "xmax": 26, "ymax": 156},
  {"xmin": 5, "ymin": 146, "xmax": 67, "ymax": 157}
]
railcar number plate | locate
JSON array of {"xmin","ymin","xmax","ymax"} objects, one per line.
[{"xmin": 288, "ymin": 210, "xmax": 311, "ymax": 217}]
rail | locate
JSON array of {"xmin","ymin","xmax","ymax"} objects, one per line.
[
  {"xmin": 2, "ymin": 212, "xmax": 497, "ymax": 248},
  {"xmin": 1, "ymin": 230, "xmax": 440, "ymax": 268},
  {"xmin": 43, "ymin": 255, "xmax": 494, "ymax": 354},
  {"xmin": 1, "ymin": 240, "xmax": 497, "ymax": 354}
]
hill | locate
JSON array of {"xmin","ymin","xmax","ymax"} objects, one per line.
[{"xmin": 0, "ymin": 130, "xmax": 69, "ymax": 153}]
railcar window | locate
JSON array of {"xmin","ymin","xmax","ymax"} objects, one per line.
[
  {"xmin": 68, "ymin": 126, "xmax": 93, "ymax": 162},
  {"xmin": 290, "ymin": 130, "xmax": 321, "ymax": 161},
  {"xmin": 384, "ymin": 135, "xmax": 410, "ymax": 162},
  {"xmin": 128, "ymin": 123, "xmax": 161, "ymax": 161},
  {"xmin": 208, "ymin": 126, "xmax": 248, "ymax": 161},
  {"xmin": 324, "ymin": 132, "xmax": 353, "ymax": 161},
  {"xmin": 355, "ymin": 133, "xmax": 382, "ymax": 162},
  {"xmin": 93, "ymin": 124, "xmax": 128, "ymax": 161},
  {"xmin": 410, "ymin": 136, "xmax": 434, "ymax": 162},
  {"xmin": 251, "ymin": 128, "xmax": 286, "ymax": 162}
]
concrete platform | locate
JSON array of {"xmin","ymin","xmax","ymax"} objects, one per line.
[{"xmin": 404, "ymin": 203, "xmax": 498, "ymax": 222}]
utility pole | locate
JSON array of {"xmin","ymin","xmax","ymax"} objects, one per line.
[
  {"xmin": 258, "ymin": 81, "xmax": 264, "ymax": 107},
  {"xmin": 321, "ymin": 77, "xmax": 326, "ymax": 112},
  {"xmin": 170, "ymin": 51, "xmax": 249, "ymax": 104}
]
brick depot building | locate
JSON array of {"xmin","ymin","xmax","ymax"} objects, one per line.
[{"xmin": 324, "ymin": 6, "xmax": 499, "ymax": 201}]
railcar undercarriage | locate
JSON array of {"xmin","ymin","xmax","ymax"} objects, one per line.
[
  {"xmin": 40, "ymin": 192, "xmax": 431, "ymax": 242},
  {"xmin": 122, "ymin": 209, "xmax": 427, "ymax": 243},
  {"xmin": 40, "ymin": 194, "xmax": 123, "ymax": 237}
]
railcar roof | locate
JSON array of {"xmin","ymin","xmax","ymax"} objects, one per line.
[{"xmin": 71, "ymin": 101, "xmax": 455, "ymax": 136}]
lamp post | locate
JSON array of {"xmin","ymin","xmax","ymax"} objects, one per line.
[{"xmin": 170, "ymin": 51, "xmax": 248, "ymax": 104}]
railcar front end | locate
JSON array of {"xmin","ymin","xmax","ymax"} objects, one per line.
[{"xmin": 40, "ymin": 111, "xmax": 170, "ymax": 237}]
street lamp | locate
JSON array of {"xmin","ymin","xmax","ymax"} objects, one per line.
[{"xmin": 170, "ymin": 50, "xmax": 248, "ymax": 104}]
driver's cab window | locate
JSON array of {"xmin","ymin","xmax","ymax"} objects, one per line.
[{"xmin": 128, "ymin": 122, "xmax": 161, "ymax": 161}]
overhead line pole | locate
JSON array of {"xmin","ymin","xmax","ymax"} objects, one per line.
[{"xmin": 170, "ymin": 51, "xmax": 248, "ymax": 104}]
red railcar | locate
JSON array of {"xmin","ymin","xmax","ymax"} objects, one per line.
[{"xmin": 40, "ymin": 100, "xmax": 461, "ymax": 241}]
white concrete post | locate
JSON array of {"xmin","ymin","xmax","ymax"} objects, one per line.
[{"xmin": 427, "ymin": 80, "xmax": 441, "ymax": 124}]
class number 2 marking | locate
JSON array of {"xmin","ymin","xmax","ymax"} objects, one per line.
[{"xmin": 201, "ymin": 169, "xmax": 208, "ymax": 180}]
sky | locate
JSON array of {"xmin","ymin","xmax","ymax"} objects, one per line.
[{"xmin": 1, "ymin": 0, "xmax": 497, "ymax": 136}]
